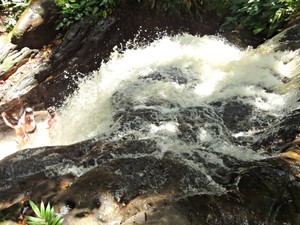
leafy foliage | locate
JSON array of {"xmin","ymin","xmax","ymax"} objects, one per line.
[
  {"xmin": 222, "ymin": 0, "xmax": 300, "ymax": 37},
  {"xmin": 54, "ymin": 0, "xmax": 116, "ymax": 30},
  {"xmin": 26, "ymin": 200, "xmax": 64, "ymax": 225},
  {"xmin": 1, "ymin": 0, "xmax": 299, "ymax": 38},
  {"xmin": 0, "ymin": 0, "xmax": 30, "ymax": 32},
  {"xmin": 137, "ymin": 0, "xmax": 203, "ymax": 18},
  {"xmin": 54, "ymin": 0, "xmax": 206, "ymax": 30}
]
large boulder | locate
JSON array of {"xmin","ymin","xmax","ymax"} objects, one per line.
[
  {"xmin": 10, "ymin": 0, "xmax": 59, "ymax": 49},
  {"xmin": 0, "ymin": 138, "xmax": 299, "ymax": 224},
  {"xmin": 259, "ymin": 19, "xmax": 300, "ymax": 51}
]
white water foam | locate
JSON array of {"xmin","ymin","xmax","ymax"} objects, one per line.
[
  {"xmin": 1, "ymin": 33, "xmax": 300, "ymax": 162},
  {"xmin": 51, "ymin": 34, "xmax": 299, "ymax": 142}
]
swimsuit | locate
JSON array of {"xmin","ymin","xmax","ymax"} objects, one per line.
[
  {"xmin": 27, "ymin": 125, "xmax": 36, "ymax": 134},
  {"xmin": 20, "ymin": 114, "xmax": 36, "ymax": 134}
]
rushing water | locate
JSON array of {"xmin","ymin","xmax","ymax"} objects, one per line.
[
  {"xmin": 1, "ymin": 33, "xmax": 300, "ymax": 160},
  {"xmin": 1, "ymin": 33, "xmax": 300, "ymax": 224},
  {"xmin": 52, "ymin": 33, "xmax": 299, "ymax": 148}
]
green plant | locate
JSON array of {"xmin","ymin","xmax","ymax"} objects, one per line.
[
  {"xmin": 55, "ymin": 0, "xmax": 115, "ymax": 30},
  {"xmin": 202, "ymin": 0, "xmax": 230, "ymax": 16},
  {"xmin": 0, "ymin": 0, "xmax": 30, "ymax": 31},
  {"xmin": 26, "ymin": 200, "xmax": 64, "ymax": 225},
  {"xmin": 135, "ymin": 0, "xmax": 204, "ymax": 20},
  {"xmin": 222, "ymin": 0, "xmax": 300, "ymax": 37}
]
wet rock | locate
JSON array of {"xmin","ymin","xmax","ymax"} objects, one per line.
[
  {"xmin": 0, "ymin": 140, "xmax": 94, "ymax": 194},
  {"xmin": 0, "ymin": 202, "xmax": 23, "ymax": 223},
  {"xmin": 223, "ymin": 30, "xmax": 265, "ymax": 48},
  {"xmin": 56, "ymin": 166, "xmax": 127, "ymax": 210},
  {"xmin": 276, "ymin": 74, "xmax": 300, "ymax": 95},
  {"xmin": 112, "ymin": 108, "xmax": 163, "ymax": 132},
  {"xmin": 79, "ymin": 139, "xmax": 158, "ymax": 167},
  {"xmin": 0, "ymin": 136, "xmax": 299, "ymax": 224},
  {"xmin": 111, "ymin": 100, "xmax": 233, "ymax": 146},
  {"xmin": 252, "ymin": 109, "xmax": 300, "ymax": 153},
  {"xmin": 0, "ymin": 46, "xmax": 36, "ymax": 80},
  {"xmin": 0, "ymin": 16, "xmax": 116, "ymax": 130},
  {"xmin": 177, "ymin": 106, "xmax": 231, "ymax": 144},
  {"xmin": 290, "ymin": 181, "xmax": 300, "ymax": 213},
  {"xmin": 221, "ymin": 101, "xmax": 253, "ymax": 132},
  {"xmin": 41, "ymin": 16, "xmax": 116, "ymax": 82},
  {"xmin": 234, "ymin": 159, "xmax": 300, "ymax": 224},
  {"xmin": 0, "ymin": 43, "xmax": 16, "ymax": 65},
  {"xmin": 175, "ymin": 158, "xmax": 300, "ymax": 225},
  {"xmin": 140, "ymin": 68, "xmax": 188, "ymax": 85},
  {"xmin": 262, "ymin": 20, "xmax": 300, "ymax": 51},
  {"xmin": 121, "ymin": 196, "xmax": 191, "ymax": 225},
  {"xmin": 57, "ymin": 156, "xmax": 300, "ymax": 224},
  {"xmin": 10, "ymin": 0, "xmax": 59, "ymax": 49}
]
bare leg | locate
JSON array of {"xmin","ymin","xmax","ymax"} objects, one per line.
[{"xmin": 16, "ymin": 134, "xmax": 28, "ymax": 149}]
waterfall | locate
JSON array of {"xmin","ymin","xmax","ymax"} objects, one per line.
[
  {"xmin": 1, "ymin": 33, "xmax": 299, "ymax": 161},
  {"xmin": 31, "ymin": 33, "xmax": 295, "ymax": 195},
  {"xmin": 1, "ymin": 33, "xmax": 300, "ymax": 224},
  {"xmin": 52, "ymin": 33, "xmax": 299, "ymax": 150}
]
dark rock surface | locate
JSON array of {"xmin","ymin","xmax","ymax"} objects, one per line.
[
  {"xmin": 0, "ymin": 137, "xmax": 299, "ymax": 224},
  {"xmin": 252, "ymin": 109, "xmax": 300, "ymax": 153},
  {"xmin": 264, "ymin": 19, "xmax": 300, "ymax": 51}
]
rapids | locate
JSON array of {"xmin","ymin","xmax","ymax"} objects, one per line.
[
  {"xmin": 1, "ymin": 33, "xmax": 300, "ymax": 224},
  {"xmin": 1, "ymin": 33, "xmax": 300, "ymax": 163},
  {"xmin": 52, "ymin": 33, "xmax": 299, "ymax": 151}
]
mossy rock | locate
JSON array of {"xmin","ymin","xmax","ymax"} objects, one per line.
[{"xmin": 10, "ymin": 0, "xmax": 59, "ymax": 49}]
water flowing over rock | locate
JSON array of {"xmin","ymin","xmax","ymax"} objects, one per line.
[
  {"xmin": 0, "ymin": 7, "xmax": 300, "ymax": 225},
  {"xmin": 0, "ymin": 16, "xmax": 117, "ymax": 131},
  {"xmin": 263, "ymin": 21, "xmax": 300, "ymax": 52},
  {"xmin": 0, "ymin": 139, "xmax": 299, "ymax": 224}
]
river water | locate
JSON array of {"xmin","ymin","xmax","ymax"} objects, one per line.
[
  {"xmin": 47, "ymin": 33, "xmax": 299, "ymax": 194},
  {"xmin": 1, "ymin": 33, "xmax": 300, "ymax": 163},
  {"xmin": 0, "ymin": 33, "xmax": 300, "ymax": 224},
  {"xmin": 52, "ymin": 33, "xmax": 299, "ymax": 151}
]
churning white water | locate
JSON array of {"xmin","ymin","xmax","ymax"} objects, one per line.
[{"xmin": 1, "ymin": 33, "xmax": 299, "ymax": 161}]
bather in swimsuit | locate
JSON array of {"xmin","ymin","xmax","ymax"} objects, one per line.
[{"xmin": 26, "ymin": 125, "xmax": 36, "ymax": 134}]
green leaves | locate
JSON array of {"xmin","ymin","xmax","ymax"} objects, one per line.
[
  {"xmin": 26, "ymin": 200, "xmax": 64, "ymax": 225},
  {"xmin": 54, "ymin": 0, "xmax": 115, "ymax": 30},
  {"xmin": 222, "ymin": 0, "xmax": 300, "ymax": 38},
  {"xmin": 1, "ymin": 0, "xmax": 30, "ymax": 32}
]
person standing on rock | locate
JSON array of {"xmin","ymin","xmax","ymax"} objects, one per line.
[
  {"xmin": 2, "ymin": 107, "xmax": 52, "ymax": 147},
  {"xmin": 46, "ymin": 106, "xmax": 57, "ymax": 129},
  {"xmin": 1, "ymin": 112, "xmax": 29, "ymax": 147},
  {"xmin": 19, "ymin": 107, "xmax": 51, "ymax": 133}
]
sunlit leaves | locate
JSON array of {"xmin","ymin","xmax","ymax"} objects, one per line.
[
  {"xmin": 222, "ymin": 0, "xmax": 300, "ymax": 37},
  {"xmin": 54, "ymin": 0, "xmax": 115, "ymax": 30}
]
